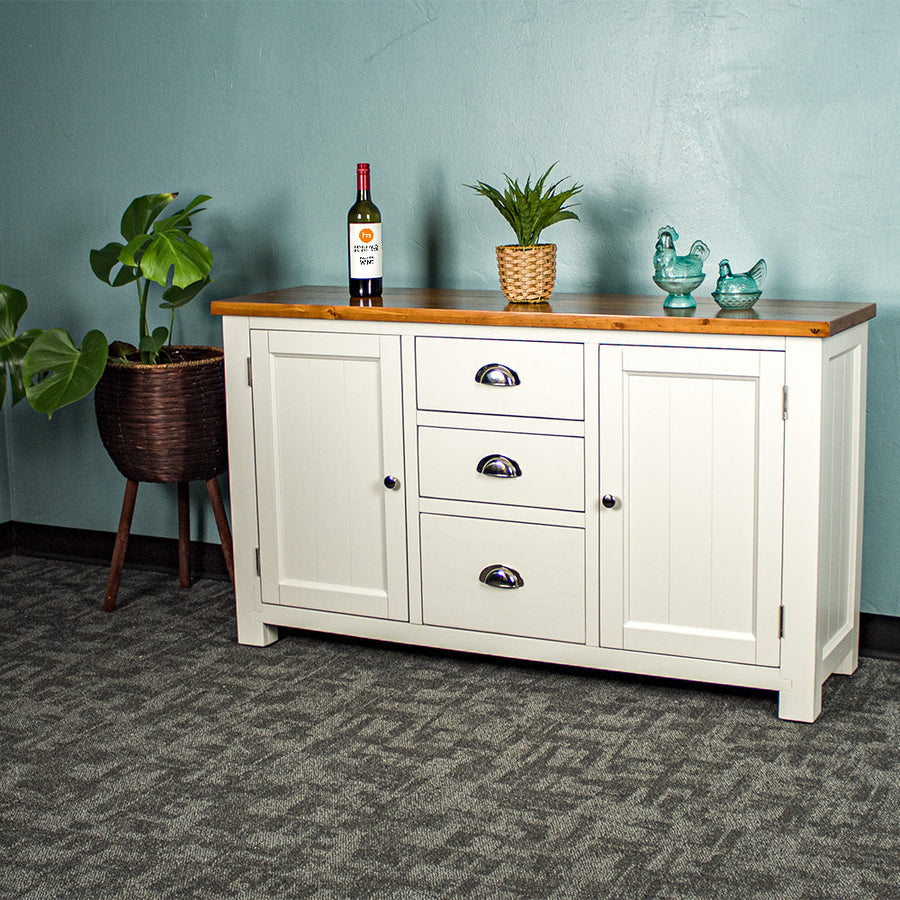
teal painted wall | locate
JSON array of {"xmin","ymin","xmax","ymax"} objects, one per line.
[{"xmin": 0, "ymin": 0, "xmax": 897, "ymax": 612}]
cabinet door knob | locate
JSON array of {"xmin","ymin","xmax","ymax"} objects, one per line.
[
  {"xmin": 476, "ymin": 454, "xmax": 522, "ymax": 478},
  {"xmin": 601, "ymin": 494, "xmax": 620, "ymax": 509},
  {"xmin": 474, "ymin": 363, "xmax": 521, "ymax": 387},
  {"xmin": 478, "ymin": 564, "xmax": 525, "ymax": 589},
  {"xmin": 383, "ymin": 475, "xmax": 401, "ymax": 490}
]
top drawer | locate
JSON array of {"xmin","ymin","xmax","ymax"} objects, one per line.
[{"xmin": 415, "ymin": 337, "xmax": 584, "ymax": 420}]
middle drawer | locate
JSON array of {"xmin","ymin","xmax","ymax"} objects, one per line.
[{"xmin": 418, "ymin": 426, "xmax": 585, "ymax": 511}]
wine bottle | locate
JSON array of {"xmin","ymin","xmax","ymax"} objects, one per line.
[{"xmin": 348, "ymin": 163, "xmax": 382, "ymax": 297}]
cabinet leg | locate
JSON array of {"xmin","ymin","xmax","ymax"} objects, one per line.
[
  {"xmin": 104, "ymin": 479, "xmax": 139, "ymax": 612},
  {"xmin": 178, "ymin": 481, "xmax": 191, "ymax": 588},
  {"xmin": 206, "ymin": 476, "xmax": 235, "ymax": 588},
  {"xmin": 237, "ymin": 619, "xmax": 279, "ymax": 647},
  {"xmin": 834, "ymin": 644, "xmax": 859, "ymax": 676},
  {"xmin": 777, "ymin": 683, "xmax": 823, "ymax": 722}
]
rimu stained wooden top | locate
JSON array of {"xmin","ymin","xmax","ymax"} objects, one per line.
[{"xmin": 211, "ymin": 286, "xmax": 876, "ymax": 337}]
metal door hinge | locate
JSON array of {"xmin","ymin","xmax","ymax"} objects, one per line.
[
  {"xmin": 255, "ymin": 547, "xmax": 261, "ymax": 576},
  {"xmin": 247, "ymin": 357, "xmax": 253, "ymax": 387},
  {"xmin": 779, "ymin": 606, "xmax": 785, "ymax": 638},
  {"xmin": 782, "ymin": 385, "xmax": 788, "ymax": 420}
]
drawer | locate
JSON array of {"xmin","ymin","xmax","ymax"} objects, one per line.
[
  {"xmin": 420, "ymin": 513, "xmax": 585, "ymax": 644},
  {"xmin": 415, "ymin": 337, "xmax": 584, "ymax": 420},
  {"xmin": 418, "ymin": 426, "xmax": 584, "ymax": 511}
]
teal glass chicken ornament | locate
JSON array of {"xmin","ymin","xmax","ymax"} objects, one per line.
[
  {"xmin": 712, "ymin": 258, "xmax": 767, "ymax": 309},
  {"xmin": 652, "ymin": 226, "xmax": 710, "ymax": 309}
]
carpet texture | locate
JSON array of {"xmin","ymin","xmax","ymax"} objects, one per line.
[{"xmin": 1, "ymin": 555, "xmax": 899, "ymax": 899}]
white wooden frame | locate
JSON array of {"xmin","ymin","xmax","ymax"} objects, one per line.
[{"xmin": 221, "ymin": 315, "xmax": 869, "ymax": 722}]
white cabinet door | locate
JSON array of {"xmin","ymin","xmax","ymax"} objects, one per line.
[
  {"xmin": 599, "ymin": 345, "xmax": 785, "ymax": 666},
  {"xmin": 250, "ymin": 329, "xmax": 407, "ymax": 620}
]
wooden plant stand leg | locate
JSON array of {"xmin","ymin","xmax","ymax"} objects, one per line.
[
  {"xmin": 178, "ymin": 481, "xmax": 191, "ymax": 588},
  {"xmin": 104, "ymin": 479, "xmax": 139, "ymax": 613},
  {"xmin": 206, "ymin": 476, "xmax": 235, "ymax": 587}
]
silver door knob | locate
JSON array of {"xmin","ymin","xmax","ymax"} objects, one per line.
[
  {"xmin": 383, "ymin": 475, "xmax": 401, "ymax": 490},
  {"xmin": 601, "ymin": 494, "xmax": 620, "ymax": 509}
]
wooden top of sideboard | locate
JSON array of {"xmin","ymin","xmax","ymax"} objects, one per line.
[{"xmin": 211, "ymin": 286, "xmax": 876, "ymax": 338}]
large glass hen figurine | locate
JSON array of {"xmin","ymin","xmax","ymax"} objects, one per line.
[{"xmin": 652, "ymin": 225, "xmax": 710, "ymax": 309}]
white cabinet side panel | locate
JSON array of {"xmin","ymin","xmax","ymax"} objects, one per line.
[
  {"xmin": 223, "ymin": 317, "xmax": 277, "ymax": 646},
  {"xmin": 818, "ymin": 338, "xmax": 865, "ymax": 659}
]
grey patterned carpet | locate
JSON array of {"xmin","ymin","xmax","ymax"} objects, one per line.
[{"xmin": 1, "ymin": 554, "xmax": 899, "ymax": 900}]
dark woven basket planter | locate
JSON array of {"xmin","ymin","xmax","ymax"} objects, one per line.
[{"xmin": 94, "ymin": 345, "xmax": 227, "ymax": 484}]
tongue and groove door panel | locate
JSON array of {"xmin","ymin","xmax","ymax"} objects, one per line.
[
  {"xmin": 599, "ymin": 345, "xmax": 785, "ymax": 667},
  {"xmin": 250, "ymin": 329, "xmax": 407, "ymax": 620}
]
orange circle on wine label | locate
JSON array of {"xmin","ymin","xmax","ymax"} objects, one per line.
[{"xmin": 359, "ymin": 228, "xmax": 374, "ymax": 242}]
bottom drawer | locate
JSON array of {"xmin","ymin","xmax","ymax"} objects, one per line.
[{"xmin": 420, "ymin": 513, "xmax": 585, "ymax": 644}]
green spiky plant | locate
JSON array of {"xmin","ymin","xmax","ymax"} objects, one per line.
[{"xmin": 466, "ymin": 163, "xmax": 582, "ymax": 246}]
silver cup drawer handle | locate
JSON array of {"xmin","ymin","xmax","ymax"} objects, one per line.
[
  {"xmin": 474, "ymin": 363, "xmax": 521, "ymax": 387},
  {"xmin": 478, "ymin": 564, "xmax": 525, "ymax": 589},
  {"xmin": 476, "ymin": 454, "xmax": 522, "ymax": 478}
]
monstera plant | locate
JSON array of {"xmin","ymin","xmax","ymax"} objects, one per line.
[
  {"xmin": 4, "ymin": 193, "xmax": 229, "ymax": 611},
  {"xmin": 0, "ymin": 282, "xmax": 40, "ymax": 411},
  {"xmin": 1, "ymin": 192, "xmax": 215, "ymax": 417},
  {"xmin": 88, "ymin": 192, "xmax": 213, "ymax": 365},
  {"xmin": 0, "ymin": 282, "xmax": 106, "ymax": 416}
]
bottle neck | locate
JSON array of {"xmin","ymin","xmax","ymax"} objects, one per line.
[{"xmin": 356, "ymin": 164, "xmax": 371, "ymax": 200}]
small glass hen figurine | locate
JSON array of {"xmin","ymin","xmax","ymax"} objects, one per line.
[
  {"xmin": 652, "ymin": 226, "xmax": 710, "ymax": 308},
  {"xmin": 712, "ymin": 258, "xmax": 767, "ymax": 309}
]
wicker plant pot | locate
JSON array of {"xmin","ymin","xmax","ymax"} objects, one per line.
[
  {"xmin": 495, "ymin": 243, "xmax": 557, "ymax": 303},
  {"xmin": 94, "ymin": 346, "xmax": 227, "ymax": 484}
]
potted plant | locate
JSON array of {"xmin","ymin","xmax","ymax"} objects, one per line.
[
  {"xmin": 13, "ymin": 192, "xmax": 232, "ymax": 609},
  {"xmin": 82, "ymin": 192, "xmax": 224, "ymax": 486},
  {"xmin": 467, "ymin": 163, "xmax": 582, "ymax": 303},
  {"xmin": 21, "ymin": 192, "xmax": 223, "ymax": 478},
  {"xmin": 13, "ymin": 192, "xmax": 216, "ymax": 415}
]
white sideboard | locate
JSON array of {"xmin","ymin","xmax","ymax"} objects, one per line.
[{"xmin": 213, "ymin": 287, "xmax": 875, "ymax": 721}]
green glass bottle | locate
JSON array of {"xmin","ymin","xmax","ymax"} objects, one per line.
[{"xmin": 348, "ymin": 163, "xmax": 382, "ymax": 297}]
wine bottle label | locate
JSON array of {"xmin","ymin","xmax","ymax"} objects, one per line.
[{"xmin": 349, "ymin": 223, "xmax": 382, "ymax": 278}]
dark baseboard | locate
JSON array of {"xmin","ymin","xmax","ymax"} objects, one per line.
[
  {"xmin": 859, "ymin": 613, "xmax": 900, "ymax": 662},
  {"xmin": 0, "ymin": 520, "xmax": 897, "ymax": 657},
  {"xmin": 0, "ymin": 521, "xmax": 15, "ymax": 557},
  {"xmin": 1, "ymin": 520, "xmax": 229, "ymax": 582}
]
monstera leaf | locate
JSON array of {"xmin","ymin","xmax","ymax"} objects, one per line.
[
  {"xmin": 92, "ymin": 193, "xmax": 213, "ymax": 292},
  {"xmin": 122, "ymin": 228, "xmax": 213, "ymax": 290},
  {"xmin": 160, "ymin": 275, "xmax": 212, "ymax": 310},
  {"xmin": 0, "ymin": 283, "xmax": 42, "ymax": 409},
  {"xmin": 120, "ymin": 192, "xmax": 179, "ymax": 243},
  {"xmin": 90, "ymin": 241, "xmax": 138, "ymax": 288},
  {"xmin": 116, "ymin": 193, "xmax": 213, "ymax": 290},
  {"xmin": 23, "ymin": 328, "xmax": 109, "ymax": 417}
]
